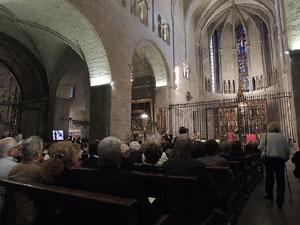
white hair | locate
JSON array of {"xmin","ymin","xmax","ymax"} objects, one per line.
[
  {"xmin": 120, "ymin": 144, "xmax": 130, "ymax": 154},
  {"xmin": 0, "ymin": 137, "xmax": 17, "ymax": 157},
  {"xmin": 98, "ymin": 136, "xmax": 122, "ymax": 167},
  {"xmin": 129, "ymin": 141, "xmax": 140, "ymax": 152},
  {"xmin": 19, "ymin": 136, "xmax": 43, "ymax": 162}
]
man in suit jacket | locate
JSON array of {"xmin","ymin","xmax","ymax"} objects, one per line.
[
  {"xmin": 80, "ymin": 136, "xmax": 160, "ymax": 225},
  {"xmin": 198, "ymin": 139, "xmax": 228, "ymax": 167},
  {"xmin": 81, "ymin": 140, "xmax": 100, "ymax": 168},
  {"xmin": 162, "ymin": 135, "xmax": 215, "ymax": 219}
]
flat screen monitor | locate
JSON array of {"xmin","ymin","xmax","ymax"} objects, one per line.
[{"xmin": 53, "ymin": 130, "xmax": 64, "ymax": 141}]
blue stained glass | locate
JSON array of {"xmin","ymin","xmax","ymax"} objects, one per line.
[{"xmin": 236, "ymin": 25, "xmax": 249, "ymax": 92}]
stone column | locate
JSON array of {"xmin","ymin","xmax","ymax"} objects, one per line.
[
  {"xmin": 290, "ymin": 50, "xmax": 300, "ymax": 146},
  {"xmin": 89, "ymin": 85, "xmax": 111, "ymax": 141}
]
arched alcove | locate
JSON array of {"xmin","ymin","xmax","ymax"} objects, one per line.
[
  {"xmin": 131, "ymin": 40, "xmax": 169, "ymax": 139},
  {"xmin": 0, "ymin": 0, "xmax": 112, "ymax": 86},
  {"xmin": 0, "ymin": 32, "xmax": 48, "ymax": 138}
]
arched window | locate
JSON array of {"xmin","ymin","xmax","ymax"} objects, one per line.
[
  {"xmin": 233, "ymin": 80, "xmax": 235, "ymax": 93},
  {"xmin": 209, "ymin": 31, "xmax": 220, "ymax": 93},
  {"xmin": 131, "ymin": 0, "xmax": 137, "ymax": 15},
  {"xmin": 157, "ymin": 15, "xmax": 162, "ymax": 38},
  {"xmin": 252, "ymin": 77, "xmax": 256, "ymax": 91},
  {"xmin": 137, "ymin": 0, "xmax": 148, "ymax": 26},
  {"xmin": 161, "ymin": 23, "xmax": 170, "ymax": 44},
  {"xmin": 236, "ymin": 25, "xmax": 250, "ymax": 92}
]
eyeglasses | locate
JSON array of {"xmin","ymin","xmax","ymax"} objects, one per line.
[{"xmin": 10, "ymin": 146, "xmax": 19, "ymax": 150}]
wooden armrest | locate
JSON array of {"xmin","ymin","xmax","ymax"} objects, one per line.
[{"xmin": 153, "ymin": 215, "xmax": 172, "ymax": 225}]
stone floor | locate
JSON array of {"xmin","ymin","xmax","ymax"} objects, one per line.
[{"xmin": 237, "ymin": 161, "xmax": 300, "ymax": 225}]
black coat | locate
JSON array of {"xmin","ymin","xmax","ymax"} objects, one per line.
[
  {"xmin": 292, "ymin": 151, "xmax": 300, "ymax": 179},
  {"xmin": 79, "ymin": 167, "xmax": 161, "ymax": 225},
  {"xmin": 81, "ymin": 156, "xmax": 99, "ymax": 168},
  {"xmin": 161, "ymin": 155, "xmax": 215, "ymax": 218}
]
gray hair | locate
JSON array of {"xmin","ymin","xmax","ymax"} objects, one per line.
[
  {"xmin": 0, "ymin": 137, "xmax": 17, "ymax": 157},
  {"xmin": 19, "ymin": 136, "xmax": 43, "ymax": 162},
  {"xmin": 174, "ymin": 135, "xmax": 192, "ymax": 155},
  {"xmin": 267, "ymin": 122, "xmax": 280, "ymax": 133},
  {"xmin": 129, "ymin": 141, "xmax": 140, "ymax": 152},
  {"xmin": 98, "ymin": 136, "xmax": 122, "ymax": 167},
  {"xmin": 219, "ymin": 140, "xmax": 232, "ymax": 154}
]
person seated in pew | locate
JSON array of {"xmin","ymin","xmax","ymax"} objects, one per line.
[
  {"xmin": 128, "ymin": 141, "xmax": 143, "ymax": 164},
  {"xmin": 230, "ymin": 141, "xmax": 245, "ymax": 157},
  {"xmin": 142, "ymin": 139, "xmax": 168, "ymax": 163},
  {"xmin": 139, "ymin": 143, "xmax": 162, "ymax": 173},
  {"xmin": 198, "ymin": 140, "xmax": 229, "ymax": 167},
  {"xmin": 42, "ymin": 141, "xmax": 80, "ymax": 188},
  {"xmin": 160, "ymin": 141, "xmax": 173, "ymax": 159},
  {"xmin": 79, "ymin": 136, "xmax": 161, "ymax": 225},
  {"xmin": 162, "ymin": 135, "xmax": 215, "ymax": 219},
  {"xmin": 244, "ymin": 141, "xmax": 261, "ymax": 155},
  {"xmin": 72, "ymin": 143, "xmax": 83, "ymax": 168},
  {"xmin": 191, "ymin": 140, "xmax": 206, "ymax": 159},
  {"xmin": 120, "ymin": 143, "xmax": 134, "ymax": 170},
  {"xmin": 0, "ymin": 137, "xmax": 19, "ymax": 215},
  {"xmin": 219, "ymin": 140, "xmax": 232, "ymax": 159},
  {"xmin": 8, "ymin": 136, "xmax": 44, "ymax": 225},
  {"xmin": 81, "ymin": 140, "xmax": 100, "ymax": 168}
]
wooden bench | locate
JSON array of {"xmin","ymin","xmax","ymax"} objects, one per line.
[
  {"xmin": 206, "ymin": 166, "xmax": 238, "ymax": 224},
  {"xmin": 0, "ymin": 178, "xmax": 171, "ymax": 225},
  {"xmin": 131, "ymin": 171, "xmax": 213, "ymax": 225}
]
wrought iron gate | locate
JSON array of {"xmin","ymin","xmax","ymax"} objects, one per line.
[{"xmin": 168, "ymin": 92, "xmax": 296, "ymax": 147}]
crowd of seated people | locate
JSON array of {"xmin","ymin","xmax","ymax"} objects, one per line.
[{"xmin": 0, "ymin": 128, "xmax": 264, "ymax": 225}]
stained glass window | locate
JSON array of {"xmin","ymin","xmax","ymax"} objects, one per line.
[
  {"xmin": 209, "ymin": 38, "xmax": 216, "ymax": 93},
  {"xmin": 209, "ymin": 31, "xmax": 220, "ymax": 93},
  {"xmin": 236, "ymin": 25, "xmax": 250, "ymax": 92}
]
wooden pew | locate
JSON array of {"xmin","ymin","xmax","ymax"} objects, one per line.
[
  {"xmin": 132, "ymin": 163, "xmax": 163, "ymax": 173},
  {"xmin": 206, "ymin": 166, "xmax": 238, "ymax": 225},
  {"xmin": 131, "ymin": 171, "xmax": 213, "ymax": 225},
  {"xmin": 0, "ymin": 178, "xmax": 171, "ymax": 225}
]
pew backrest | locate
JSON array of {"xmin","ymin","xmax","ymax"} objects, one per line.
[{"xmin": 0, "ymin": 178, "xmax": 139, "ymax": 225}]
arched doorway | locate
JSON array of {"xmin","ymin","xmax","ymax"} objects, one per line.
[
  {"xmin": 0, "ymin": 62, "xmax": 21, "ymax": 137},
  {"xmin": 131, "ymin": 40, "xmax": 169, "ymax": 141},
  {"xmin": 0, "ymin": 0, "xmax": 112, "ymax": 140},
  {"xmin": 0, "ymin": 33, "xmax": 48, "ymax": 139}
]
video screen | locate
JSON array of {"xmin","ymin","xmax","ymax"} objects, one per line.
[{"xmin": 52, "ymin": 130, "xmax": 64, "ymax": 141}]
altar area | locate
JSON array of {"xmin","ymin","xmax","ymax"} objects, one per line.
[{"xmin": 168, "ymin": 92, "xmax": 296, "ymax": 147}]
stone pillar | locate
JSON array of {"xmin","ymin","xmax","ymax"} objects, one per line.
[
  {"xmin": 89, "ymin": 85, "xmax": 111, "ymax": 140},
  {"xmin": 290, "ymin": 50, "xmax": 300, "ymax": 146}
]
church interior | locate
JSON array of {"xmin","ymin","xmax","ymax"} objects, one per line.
[{"xmin": 0, "ymin": 0, "xmax": 300, "ymax": 225}]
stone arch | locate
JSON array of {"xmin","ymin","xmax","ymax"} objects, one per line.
[
  {"xmin": 54, "ymin": 48, "xmax": 90, "ymax": 139},
  {"xmin": 0, "ymin": 0, "xmax": 112, "ymax": 86},
  {"xmin": 133, "ymin": 40, "xmax": 169, "ymax": 87}
]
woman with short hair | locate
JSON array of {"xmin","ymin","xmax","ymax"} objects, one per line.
[{"xmin": 42, "ymin": 141, "xmax": 78, "ymax": 188}]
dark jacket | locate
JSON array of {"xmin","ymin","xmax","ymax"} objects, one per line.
[
  {"xmin": 292, "ymin": 151, "xmax": 300, "ymax": 179},
  {"xmin": 79, "ymin": 167, "xmax": 160, "ymax": 225},
  {"xmin": 81, "ymin": 156, "xmax": 99, "ymax": 168},
  {"xmin": 162, "ymin": 155, "xmax": 215, "ymax": 218}
]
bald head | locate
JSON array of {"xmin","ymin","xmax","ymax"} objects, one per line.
[
  {"xmin": 174, "ymin": 135, "xmax": 192, "ymax": 155},
  {"xmin": 0, "ymin": 137, "xmax": 18, "ymax": 158}
]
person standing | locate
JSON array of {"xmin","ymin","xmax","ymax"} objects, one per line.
[{"xmin": 258, "ymin": 122, "xmax": 290, "ymax": 208}]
